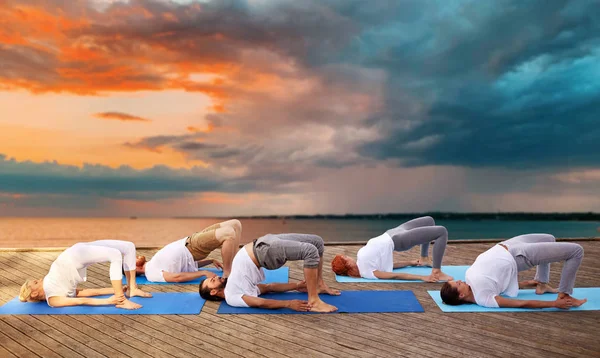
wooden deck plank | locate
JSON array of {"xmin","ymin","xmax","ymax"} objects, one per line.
[
  {"xmin": 0, "ymin": 329, "xmax": 33, "ymax": 357},
  {"xmin": 0, "ymin": 318, "xmax": 64, "ymax": 358},
  {"xmin": 0, "ymin": 241, "xmax": 599, "ymax": 358},
  {"xmin": 0, "ymin": 341, "xmax": 18, "ymax": 358},
  {"xmin": 34, "ymin": 315, "xmax": 125, "ymax": 358}
]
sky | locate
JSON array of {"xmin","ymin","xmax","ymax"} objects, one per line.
[{"xmin": 1, "ymin": 0, "xmax": 600, "ymax": 217}]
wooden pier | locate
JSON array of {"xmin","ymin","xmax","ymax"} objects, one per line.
[{"xmin": 0, "ymin": 241, "xmax": 599, "ymax": 358}]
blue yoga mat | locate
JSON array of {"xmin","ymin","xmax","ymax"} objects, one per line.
[
  {"xmin": 0, "ymin": 292, "xmax": 204, "ymax": 315},
  {"xmin": 217, "ymin": 290, "xmax": 424, "ymax": 314},
  {"xmin": 129, "ymin": 267, "xmax": 289, "ymax": 285},
  {"xmin": 335, "ymin": 265, "xmax": 469, "ymax": 283},
  {"xmin": 428, "ymin": 287, "xmax": 600, "ymax": 312}
]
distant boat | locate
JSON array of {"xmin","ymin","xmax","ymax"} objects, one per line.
[{"xmin": 130, "ymin": 216, "xmax": 138, "ymax": 220}]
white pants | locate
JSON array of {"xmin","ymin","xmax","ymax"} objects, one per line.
[{"xmin": 67, "ymin": 240, "xmax": 136, "ymax": 281}]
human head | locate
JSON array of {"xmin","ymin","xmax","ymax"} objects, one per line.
[
  {"xmin": 19, "ymin": 279, "xmax": 45, "ymax": 302},
  {"xmin": 440, "ymin": 280, "xmax": 470, "ymax": 305},
  {"xmin": 331, "ymin": 254, "xmax": 360, "ymax": 277},
  {"xmin": 199, "ymin": 276, "xmax": 227, "ymax": 301},
  {"xmin": 135, "ymin": 255, "xmax": 147, "ymax": 276}
]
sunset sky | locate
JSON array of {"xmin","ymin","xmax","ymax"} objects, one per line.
[{"xmin": 1, "ymin": 0, "xmax": 599, "ymax": 216}]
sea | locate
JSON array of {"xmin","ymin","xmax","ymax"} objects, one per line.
[{"xmin": 0, "ymin": 217, "xmax": 599, "ymax": 248}]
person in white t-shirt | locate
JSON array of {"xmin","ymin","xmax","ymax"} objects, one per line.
[
  {"xmin": 199, "ymin": 233, "xmax": 341, "ymax": 313},
  {"xmin": 135, "ymin": 220, "xmax": 241, "ymax": 282},
  {"xmin": 331, "ymin": 216, "xmax": 453, "ymax": 282},
  {"xmin": 19, "ymin": 240, "xmax": 151, "ymax": 309},
  {"xmin": 440, "ymin": 233, "xmax": 587, "ymax": 309}
]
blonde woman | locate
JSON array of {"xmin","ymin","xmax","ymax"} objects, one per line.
[{"xmin": 20, "ymin": 240, "xmax": 151, "ymax": 309}]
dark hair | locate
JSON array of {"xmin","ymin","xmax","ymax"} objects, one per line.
[
  {"xmin": 198, "ymin": 278, "xmax": 224, "ymax": 302},
  {"xmin": 440, "ymin": 282, "xmax": 464, "ymax": 305}
]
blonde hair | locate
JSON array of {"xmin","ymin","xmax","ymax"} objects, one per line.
[{"xmin": 19, "ymin": 280, "xmax": 33, "ymax": 302}]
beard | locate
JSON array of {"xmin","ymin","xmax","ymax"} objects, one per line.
[{"xmin": 219, "ymin": 277, "xmax": 228, "ymax": 289}]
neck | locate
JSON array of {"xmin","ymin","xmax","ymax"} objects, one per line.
[{"xmin": 464, "ymin": 287, "xmax": 476, "ymax": 303}]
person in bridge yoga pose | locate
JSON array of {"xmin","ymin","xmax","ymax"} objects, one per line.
[
  {"xmin": 331, "ymin": 216, "xmax": 453, "ymax": 282},
  {"xmin": 135, "ymin": 219, "xmax": 242, "ymax": 282},
  {"xmin": 440, "ymin": 233, "xmax": 587, "ymax": 309},
  {"xmin": 19, "ymin": 240, "xmax": 152, "ymax": 309},
  {"xmin": 200, "ymin": 233, "xmax": 340, "ymax": 312}
]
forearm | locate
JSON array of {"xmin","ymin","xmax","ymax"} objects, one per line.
[
  {"xmin": 255, "ymin": 299, "xmax": 293, "ymax": 309},
  {"xmin": 516, "ymin": 300, "xmax": 557, "ymax": 309},
  {"xmin": 196, "ymin": 259, "xmax": 213, "ymax": 268},
  {"xmin": 50, "ymin": 297, "xmax": 109, "ymax": 307},
  {"xmin": 77, "ymin": 287, "xmax": 114, "ymax": 297},
  {"xmin": 391, "ymin": 273, "xmax": 429, "ymax": 281},
  {"xmin": 264, "ymin": 283, "xmax": 299, "ymax": 293},
  {"xmin": 166, "ymin": 271, "xmax": 212, "ymax": 282}
]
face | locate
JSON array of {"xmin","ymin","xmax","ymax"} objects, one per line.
[
  {"xmin": 447, "ymin": 280, "xmax": 470, "ymax": 298},
  {"xmin": 202, "ymin": 276, "xmax": 226, "ymax": 292},
  {"xmin": 29, "ymin": 279, "xmax": 44, "ymax": 301}
]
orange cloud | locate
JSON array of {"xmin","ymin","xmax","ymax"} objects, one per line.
[
  {"xmin": 94, "ymin": 112, "xmax": 151, "ymax": 122},
  {"xmin": 187, "ymin": 125, "xmax": 214, "ymax": 133},
  {"xmin": 0, "ymin": 0, "xmax": 334, "ymax": 117}
]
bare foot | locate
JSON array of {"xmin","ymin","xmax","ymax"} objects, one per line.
[
  {"xmin": 129, "ymin": 288, "xmax": 153, "ymax": 298},
  {"xmin": 318, "ymin": 284, "xmax": 341, "ymax": 296},
  {"xmin": 535, "ymin": 283, "xmax": 558, "ymax": 295},
  {"xmin": 559, "ymin": 293, "xmax": 587, "ymax": 307},
  {"xmin": 117, "ymin": 299, "xmax": 142, "ymax": 310},
  {"xmin": 417, "ymin": 257, "xmax": 432, "ymax": 267},
  {"xmin": 309, "ymin": 299, "xmax": 338, "ymax": 313}
]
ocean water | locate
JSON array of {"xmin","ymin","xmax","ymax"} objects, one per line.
[{"xmin": 0, "ymin": 217, "xmax": 598, "ymax": 248}]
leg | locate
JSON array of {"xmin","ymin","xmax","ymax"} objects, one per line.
[
  {"xmin": 398, "ymin": 216, "xmax": 436, "ymax": 231},
  {"xmin": 215, "ymin": 225, "xmax": 240, "ymax": 278},
  {"xmin": 262, "ymin": 234, "xmax": 338, "ymax": 312},
  {"xmin": 511, "ymin": 241, "xmax": 586, "ymax": 306},
  {"xmin": 504, "ymin": 234, "xmax": 555, "ymax": 288},
  {"xmin": 387, "ymin": 216, "xmax": 435, "ymax": 260},
  {"xmin": 502, "ymin": 233, "xmax": 556, "ymax": 246},
  {"xmin": 74, "ymin": 242, "xmax": 141, "ymax": 309},
  {"xmin": 389, "ymin": 226, "xmax": 452, "ymax": 281},
  {"xmin": 275, "ymin": 234, "xmax": 341, "ymax": 296},
  {"xmin": 85, "ymin": 240, "xmax": 152, "ymax": 300},
  {"xmin": 188, "ymin": 222, "xmax": 241, "ymax": 277},
  {"xmin": 217, "ymin": 219, "xmax": 242, "ymax": 240}
]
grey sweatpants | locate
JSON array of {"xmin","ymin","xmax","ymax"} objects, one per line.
[
  {"xmin": 385, "ymin": 216, "xmax": 448, "ymax": 269},
  {"xmin": 253, "ymin": 233, "xmax": 324, "ymax": 269},
  {"xmin": 502, "ymin": 234, "xmax": 584, "ymax": 295}
]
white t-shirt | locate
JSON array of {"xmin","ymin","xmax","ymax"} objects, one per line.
[
  {"xmin": 465, "ymin": 244, "xmax": 519, "ymax": 308},
  {"xmin": 224, "ymin": 248, "xmax": 264, "ymax": 307},
  {"xmin": 43, "ymin": 247, "xmax": 86, "ymax": 303},
  {"xmin": 356, "ymin": 232, "xmax": 394, "ymax": 279},
  {"xmin": 145, "ymin": 238, "xmax": 197, "ymax": 282}
]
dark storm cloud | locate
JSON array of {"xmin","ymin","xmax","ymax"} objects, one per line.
[{"xmin": 3, "ymin": 0, "xmax": 600, "ymax": 171}]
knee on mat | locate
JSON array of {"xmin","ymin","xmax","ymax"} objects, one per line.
[{"xmin": 423, "ymin": 216, "xmax": 435, "ymax": 225}]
